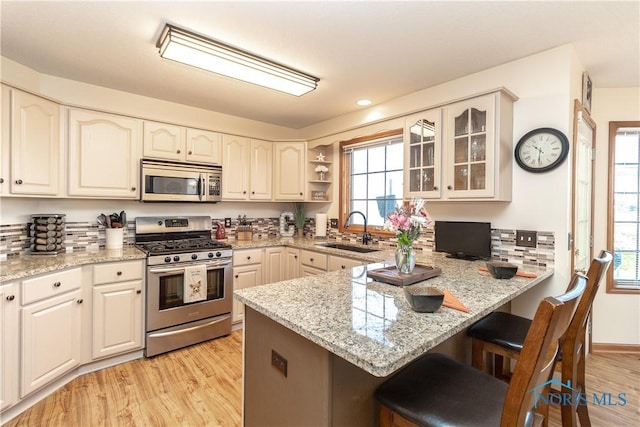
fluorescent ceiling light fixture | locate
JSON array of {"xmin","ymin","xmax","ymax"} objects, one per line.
[
  {"xmin": 357, "ymin": 99, "xmax": 372, "ymax": 106},
  {"xmin": 157, "ymin": 24, "xmax": 319, "ymax": 96}
]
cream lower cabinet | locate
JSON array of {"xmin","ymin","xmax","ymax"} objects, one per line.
[
  {"xmin": 1, "ymin": 282, "xmax": 19, "ymax": 411},
  {"xmin": 92, "ymin": 261, "xmax": 144, "ymax": 360},
  {"xmin": 21, "ymin": 287, "xmax": 83, "ymax": 398},
  {"xmin": 232, "ymin": 249, "xmax": 264, "ymax": 324},
  {"xmin": 299, "ymin": 249, "xmax": 328, "ymax": 276},
  {"xmin": 264, "ymin": 247, "xmax": 285, "ymax": 284},
  {"xmin": 285, "ymin": 248, "xmax": 300, "ymax": 280},
  {"xmin": 67, "ymin": 108, "xmax": 142, "ymax": 198},
  {"xmin": 274, "ymin": 141, "xmax": 305, "ymax": 200},
  {"xmin": 327, "ymin": 255, "xmax": 363, "ymax": 271}
]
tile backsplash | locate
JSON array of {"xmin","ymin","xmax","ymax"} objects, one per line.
[{"xmin": 0, "ymin": 217, "xmax": 554, "ymax": 268}]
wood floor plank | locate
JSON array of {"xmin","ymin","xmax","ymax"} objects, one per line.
[{"xmin": 3, "ymin": 331, "xmax": 638, "ymax": 426}]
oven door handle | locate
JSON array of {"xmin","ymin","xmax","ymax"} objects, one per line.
[{"xmin": 148, "ymin": 259, "xmax": 231, "ymax": 274}]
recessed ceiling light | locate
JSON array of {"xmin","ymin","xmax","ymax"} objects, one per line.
[{"xmin": 357, "ymin": 99, "xmax": 372, "ymax": 106}]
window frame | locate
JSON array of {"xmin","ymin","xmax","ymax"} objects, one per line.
[
  {"xmin": 607, "ymin": 120, "xmax": 640, "ymax": 294},
  {"xmin": 338, "ymin": 129, "xmax": 403, "ymax": 237}
]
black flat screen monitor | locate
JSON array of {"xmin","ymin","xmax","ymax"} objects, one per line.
[{"xmin": 434, "ymin": 221, "xmax": 491, "ymax": 260}]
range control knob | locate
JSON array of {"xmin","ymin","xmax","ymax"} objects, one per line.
[
  {"xmin": 173, "ymin": 255, "xmax": 180, "ymax": 262},
  {"xmin": 191, "ymin": 253, "xmax": 198, "ymax": 260},
  {"xmin": 216, "ymin": 251, "xmax": 222, "ymax": 258},
  {"xmin": 208, "ymin": 252, "xmax": 214, "ymax": 258},
  {"xmin": 164, "ymin": 256, "xmax": 172, "ymax": 263}
]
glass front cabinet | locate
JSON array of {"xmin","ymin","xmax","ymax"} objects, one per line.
[{"xmin": 404, "ymin": 89, "xmax": 516, "ymax": 201}]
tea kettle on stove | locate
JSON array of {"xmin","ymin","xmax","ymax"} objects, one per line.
[{"xmin": 215, "ymin": 221, "xmax": 226, "ymax": 239}]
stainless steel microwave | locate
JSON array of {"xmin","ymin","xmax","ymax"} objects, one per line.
[{"xmin": 140, "ymin": 159, "xmax": 222, "ymax": 202}]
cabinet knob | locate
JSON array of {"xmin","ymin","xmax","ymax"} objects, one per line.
[
  {"xmin": 53, "ymin": 281, "xmax": 61, "ymax": 288},
  {"xmin": 188, "ymin": 151, "xmax": 193, "ymax": 155},
  {"xmin": 310, "ymin": 258, "xmax": 314, "ymax": 262},
  {"xmin": 0, "ymin": 178, "xmax": 4, "ymax": 184},
  {"xmin": 447, "ymin": 185, "xmax": 453, "ymax": 190},
  {"xmin": 15, "ymin": 179, "xmax": 23, "ymax": 184},
  {"xmin": 434, "ymin": 186, "xmax": 439, "ymax": 190},
  {"xmin": 136, "ymin": 289, "xmax": 142, "ymax": 294},
  {"xmin": 131, "ymin": 187, "xmax": 136, "ymax": 191},
  {"xmin": 6, "ymin": 295, "xmax": 15, "ymax": 301},
  {"xmin": 77, "ymin": 298, "xmax": 83, "ymax": 304},
  {"xmin": 247, "ymin": 256, "xmax": 251, "ymax": 260},
  {"xmin": 243, "ymin": 191, "xmax": 247, "ymax": 194},
  {"xmin": 341, "ymin": 265, "xmax": 346, "ymax": 269},
  {"xmin": 294, "ymin": 255, "xmax": 298, "ymax": 259},
  {"xmin": 235, "ymin": 274, "xmax": 239, "ymax": 279},
  {"xmin": 176, "ymin": 149, "xmax": 181, "ymax": 154},
  {"xmin": 117, "ymin": 271, "xmax": 122, "ymax": 276},
  {"xmin": 299, "ymin": 192, "xmax": 303, "ymax": 196},
  {"xmin": 252, "ymin": 191, "xmax": 255, "ymax": 194}
]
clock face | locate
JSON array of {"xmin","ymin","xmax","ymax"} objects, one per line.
[{"xmin": 515, "ymin": 128, "xmax": 569, "ymax": 173}]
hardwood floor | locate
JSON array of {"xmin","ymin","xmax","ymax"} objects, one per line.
[{"xmin": 3, "ymin": 332, "xmax": 638, "ymax": 426}]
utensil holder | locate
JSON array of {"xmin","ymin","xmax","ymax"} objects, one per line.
[{"xmin": 105, "ymin": 228, "xmax": 124, "ymax": 249}]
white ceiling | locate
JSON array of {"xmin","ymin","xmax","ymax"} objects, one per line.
[{"xmin": 1, "ymin": 1, "xmax": 638, "ymax": 129}]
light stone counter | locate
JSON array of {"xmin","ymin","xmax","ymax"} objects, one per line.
[
  {"xmin": 235, "ymin": 251, "xmax": 553, "ymax": 378},
  {"xmin": 0, "ymin": 247, "xmax": 147, "ymax": 282}
]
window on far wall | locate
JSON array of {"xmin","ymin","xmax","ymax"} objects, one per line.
[
  {"xmin": 339, "ymin": 129, "xmax": 404, "ymax": 232},
  {"xmin": 608, "ymin": 121, "xmax": 640, "ymax": 293}
]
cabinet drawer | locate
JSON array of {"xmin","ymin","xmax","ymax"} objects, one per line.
[
  {"xmin": 233, "ymin": 249, "xmax": 263, "ymax": 266},
  {"xmin": 299, "ymin": 250, "xmax": 328, "ymax": 270},
  {"xmin": 21, "ymin": 268, "xmax": 82, "ymax": 305},
  {"xmin": 93, "ymin": 261, "xmax": 144, "ymax": 285}
]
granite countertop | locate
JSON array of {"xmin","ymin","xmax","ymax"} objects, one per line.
[
  {"xmin": 235, "ymin": 251, "xmax": 553, "ymax": 377},
  {"xmin": 0, "ymin": 247, "xmax": 147, "ymax": 282}
]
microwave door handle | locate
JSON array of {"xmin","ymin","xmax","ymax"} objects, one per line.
[{"xmin": 199, "ymin": 174, "xmax": 205, "ymax": 201}]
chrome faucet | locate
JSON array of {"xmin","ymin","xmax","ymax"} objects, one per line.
[{"xmin": 344, "ymin": 211, "xmax": 372, "ymax": 245}]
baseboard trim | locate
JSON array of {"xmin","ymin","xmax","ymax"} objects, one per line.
[{"xmin": 591, "ymin": 343, "xmax": 640, "ymax": 354}]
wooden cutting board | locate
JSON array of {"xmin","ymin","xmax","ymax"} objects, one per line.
[{"xmin": 367, "ymin": 265, "xmax": 442, "ymax": 286}]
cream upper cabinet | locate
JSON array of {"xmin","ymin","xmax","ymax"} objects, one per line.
[
  {"xmin": 249, "ymin": 139, "xmax": 273, "ymax": 200},
  {"xmin": 222, "ymin": 135, "xmax": 272, "ymax": 200},
  {"xmin": 7, "ymin": 88, "xmax": 62, "ymax": 196},
  {"xmin": 442, "ymin": 90, "xmax": 514, "ymax": 201},
  {"xmin": 404, "ymin": 109, "xmax": 443, "ymax": 199},
  {"xmin": 67, "ymin": 108, "xmax": 142, "ymax": 199},
  {"xmin": 274, "ymin": 141, "xmax": 305, "ymax": 200},
  {"xmin": 143, "ymin": 121, "xmax": 185, "ymax": 162},
  {"xmin": 1, "ymin": 282, "xmax": 19, "ymax": 411},
  {"xmin": 143, "ymin": 121, "xmax": 222, "ymax": 165}
]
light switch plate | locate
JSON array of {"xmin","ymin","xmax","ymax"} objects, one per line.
[
  {"xmin": 516, "ymin": 230, "xmax": 537, "ymax": 248},
  {"xmin": 330, "ymin": 218, "xmax": 338, "ymax": 228}
]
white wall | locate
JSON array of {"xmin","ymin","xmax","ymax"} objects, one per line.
[{"xmin": 590, "ymin": 87, "xmax": 640, "ymax": 346}]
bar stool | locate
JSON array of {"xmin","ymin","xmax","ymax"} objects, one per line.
[
  {"xmin": 375, "ymin": 272, "xmax": 586, "ymax": 427},
  {"xmin": 467, "ymin": 250, "xmax": 612, "ymax": 426}
]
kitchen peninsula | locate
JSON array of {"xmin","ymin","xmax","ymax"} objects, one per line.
[{"xmin": 234, "ymin": 252, "xmax": 553, "ymax": 426}]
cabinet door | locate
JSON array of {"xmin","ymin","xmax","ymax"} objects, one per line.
[
  {"xmin": 143, "ymin": 121, "xmax": 185, "ymax": 161},
  {"xmin": 10, "ymin": 90, "xmax": 61, "ymax": 195},
  {"xmin": 1, "ymin": 85, "xmax": 10, "ymax": 195},
  {"xmin": 92, "ymin": 280, "xmax": 143, "ymax": 359},
  {"xmin": 186, "ymin": 128, "xmax": 222, "ymax": 164},
  {"xmin": 68, "ymin": 108, "xmax": 142, "ymax": 198},
  {"xmin": 222, "ymin": 134, "xmax": 250, "ymax": 200},
  {"xmin": 274, "ymin": 142, "xmax": 306, "ymax": 200},
  {"xmin": 285, "ymin": 248, "xmax": 300, "ymax": 280},
  {"xmin": 404, "ymin": 109, "xmax": 442, "ymax": 199},
  {"xmin": 21, "ymin": 289, "xmax": 82, "ymax": 398},
  {"xmin": 249, "ymin": 139, "xmax": 273, "ymax": 200},
  {"xmin": 1, "ymin": 283, "xmax": 19, "ymax": 410},
  {"xmin": 444, "ymin": 95, "xmax": 496, "ymax": 199},
  {"xmin": 232, "ymin": 264, "xmax": 263, "ymax": 324},
  {"xmin": 264, "ymin": 247, "xmax": 285, "ymax": 284}
]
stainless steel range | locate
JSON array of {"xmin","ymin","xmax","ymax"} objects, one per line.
[{"xmin": 135, "ymin": 216, "xmax": 232, "ymax": 357}]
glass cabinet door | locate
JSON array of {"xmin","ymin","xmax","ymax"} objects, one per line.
[
  {"xmin": 404, "ymin": 109, "xmax": 442, "ymax": 198},
  {"xmin": 445, "ymin": 95, "xmax": 495, "ymax": 198}
]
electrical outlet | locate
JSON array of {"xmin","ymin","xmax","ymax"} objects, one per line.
[
  {"xmin": 271, "ymin": 349, "xmax": 288, "ymax": 377},
  {"xmin": 330, "ymin": 218, "xmax": 339, "ymax": 228},
  {"xmin": 224, "ymin": 218, "xmax": 232, "ymax": 228},
  {"xmin": 516, "ymin": 230, "xmax": 537, "ymax": 248}
]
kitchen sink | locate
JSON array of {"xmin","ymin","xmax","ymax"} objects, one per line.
[{"xmin": 316, "ymin": 243, "xmax": 380, "ymax": 253}]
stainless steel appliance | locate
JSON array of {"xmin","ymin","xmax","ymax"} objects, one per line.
[
  {"xmin": 135, "ymin": 216, "xmax": 232, "ymax": 357},
  {"xmin": 140, "ymin": 159, "xmax": 222, "ymax": 202}
]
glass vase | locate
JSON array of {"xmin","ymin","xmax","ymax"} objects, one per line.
[{"xmin": 395, "ymin": 245, "xmax": 416, "ymax": 274}]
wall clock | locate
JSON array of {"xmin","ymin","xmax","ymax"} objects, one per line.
[{"xmin": 514, "ymin": 127, "xmax": 569, "ymax": 173}]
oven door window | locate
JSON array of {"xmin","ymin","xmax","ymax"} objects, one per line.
[
  {"xmin": 145, "ymin": 175, "xmax": 200, "ymax": 196},
  {"xmin": 158, "ymin": 268, "xmax": 225, "ymax": 310}
]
